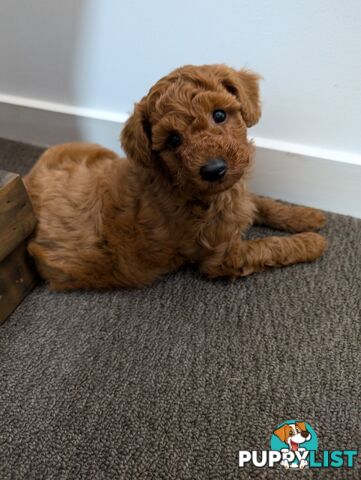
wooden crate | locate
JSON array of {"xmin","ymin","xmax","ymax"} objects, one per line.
[{"xmin": 0, "ymin": 170, "xmax": 37, "ymax": 323}]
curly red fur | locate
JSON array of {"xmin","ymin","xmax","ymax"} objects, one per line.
[{"xmin": 25, "ymin": 64, "xmax": 327, "ymax": 290}]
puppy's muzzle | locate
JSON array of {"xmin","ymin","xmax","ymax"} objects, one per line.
[{"xmin": 200, "ymin": 157, "xmax": 228, "ymax": 182}]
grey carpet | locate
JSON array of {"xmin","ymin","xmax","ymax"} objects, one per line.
[{"xmin": 0, "ymin": 137, "xmax": 360, "ymax": 479}]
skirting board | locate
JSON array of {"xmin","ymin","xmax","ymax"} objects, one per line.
[
  {"xmin": 251, "ymin": 143, "xmax": 361, "ymax": 218},
  {"xmin": 0, "ymin": 95, "xmax": 360, "ymax": 218}
]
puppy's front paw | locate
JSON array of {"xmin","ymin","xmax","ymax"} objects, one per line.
[
  {"xmin": 281, "ymin": 460, "xmax": 290, "ymax": 469},
  {"xmin": 296, "ymin": 232, "xmax": 328, "ymax": 261}
]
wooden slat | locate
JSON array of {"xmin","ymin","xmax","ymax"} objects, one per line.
[
  {"xmin": 0, "ymin": 170, "xmax": 37, "ymax": 262},
  {"xmin": 0, "ymin": 240, "xmax": 38, "ymax": 323}
]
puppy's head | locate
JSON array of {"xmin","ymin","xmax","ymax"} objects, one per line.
[
  {"xmin": 121, "ymin": 64, "xmax": 261, "ymax": 198},
  {"xmin": 273, "ymin": 422, "xmax": 311, "ymax": 451}
]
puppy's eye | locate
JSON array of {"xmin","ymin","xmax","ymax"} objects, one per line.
[
  {"xmin": 289, "ymin": 430, "xmax": 293, "ymax": 436},
  {"xmin": 167, "ymin": 133, "xmax": 182, "ymax": 149},
  {"xmin": 213, "ymin": 109, "xmax": 227, "ymax": 124}
]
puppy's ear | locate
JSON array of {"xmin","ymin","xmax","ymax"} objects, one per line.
[
  {"xmin": 236, "ymin": 69, "xmax": 262, "ymax": 127},
  {"xmin": 296, "ymin": 421, "xmax": 307, "ymax": 432},
  {"xmin": 220, "ymin": 67, "xmax": 262, "ymax": 127},
  {"xmin": 121, "ymin": 101, "xmax": 152, "ymax": 167},
  {"xmin": 273, "ymin": 425, "xmax": 288, "ymax": 443}
]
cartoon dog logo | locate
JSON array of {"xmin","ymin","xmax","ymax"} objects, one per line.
[{"xmin": 273, "ymin": 421, "xmax": 312, "ymax": 469}]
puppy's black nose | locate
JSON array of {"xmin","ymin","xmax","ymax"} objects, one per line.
[
  {"xmin": 301, "ymin": 431, "xmax": 309, "ymax": 438},
  {"xmin": 200, "ymin": 158, "xmax": 227, "ymax": 182}
]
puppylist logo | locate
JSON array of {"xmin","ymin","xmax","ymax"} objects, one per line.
[{"xmin": 238, "ymin": 420, "xmax": 358, "ymax": 470}]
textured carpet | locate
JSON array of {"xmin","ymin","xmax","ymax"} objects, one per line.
[{"xmin": 0, "ymin": 137, "xmax": 360, "ymax": 479}]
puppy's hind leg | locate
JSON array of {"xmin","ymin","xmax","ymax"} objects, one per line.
[{"xmin": 252, "ymin": 195, "xmax": 326, "ymax": 233}]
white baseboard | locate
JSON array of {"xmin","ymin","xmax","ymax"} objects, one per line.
[
  {"xmin": 250, "ymin": 140, "xmax": 361, "ymax": 218},
  {"xmin": 1, "ymin": 94, "xmax": 360, "ymax": 218},
  {"xmin": 0, "ymin": 94, "xmax": 124, "ymax": 154}
]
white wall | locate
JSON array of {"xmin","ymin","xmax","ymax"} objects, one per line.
[
  {"xmin": 1, "ymin": 0, "xmax": 360, "ymax": 154},
  {"xmin": 0, "ymin": 0, "xmax": 361, "ymax": 216}
]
